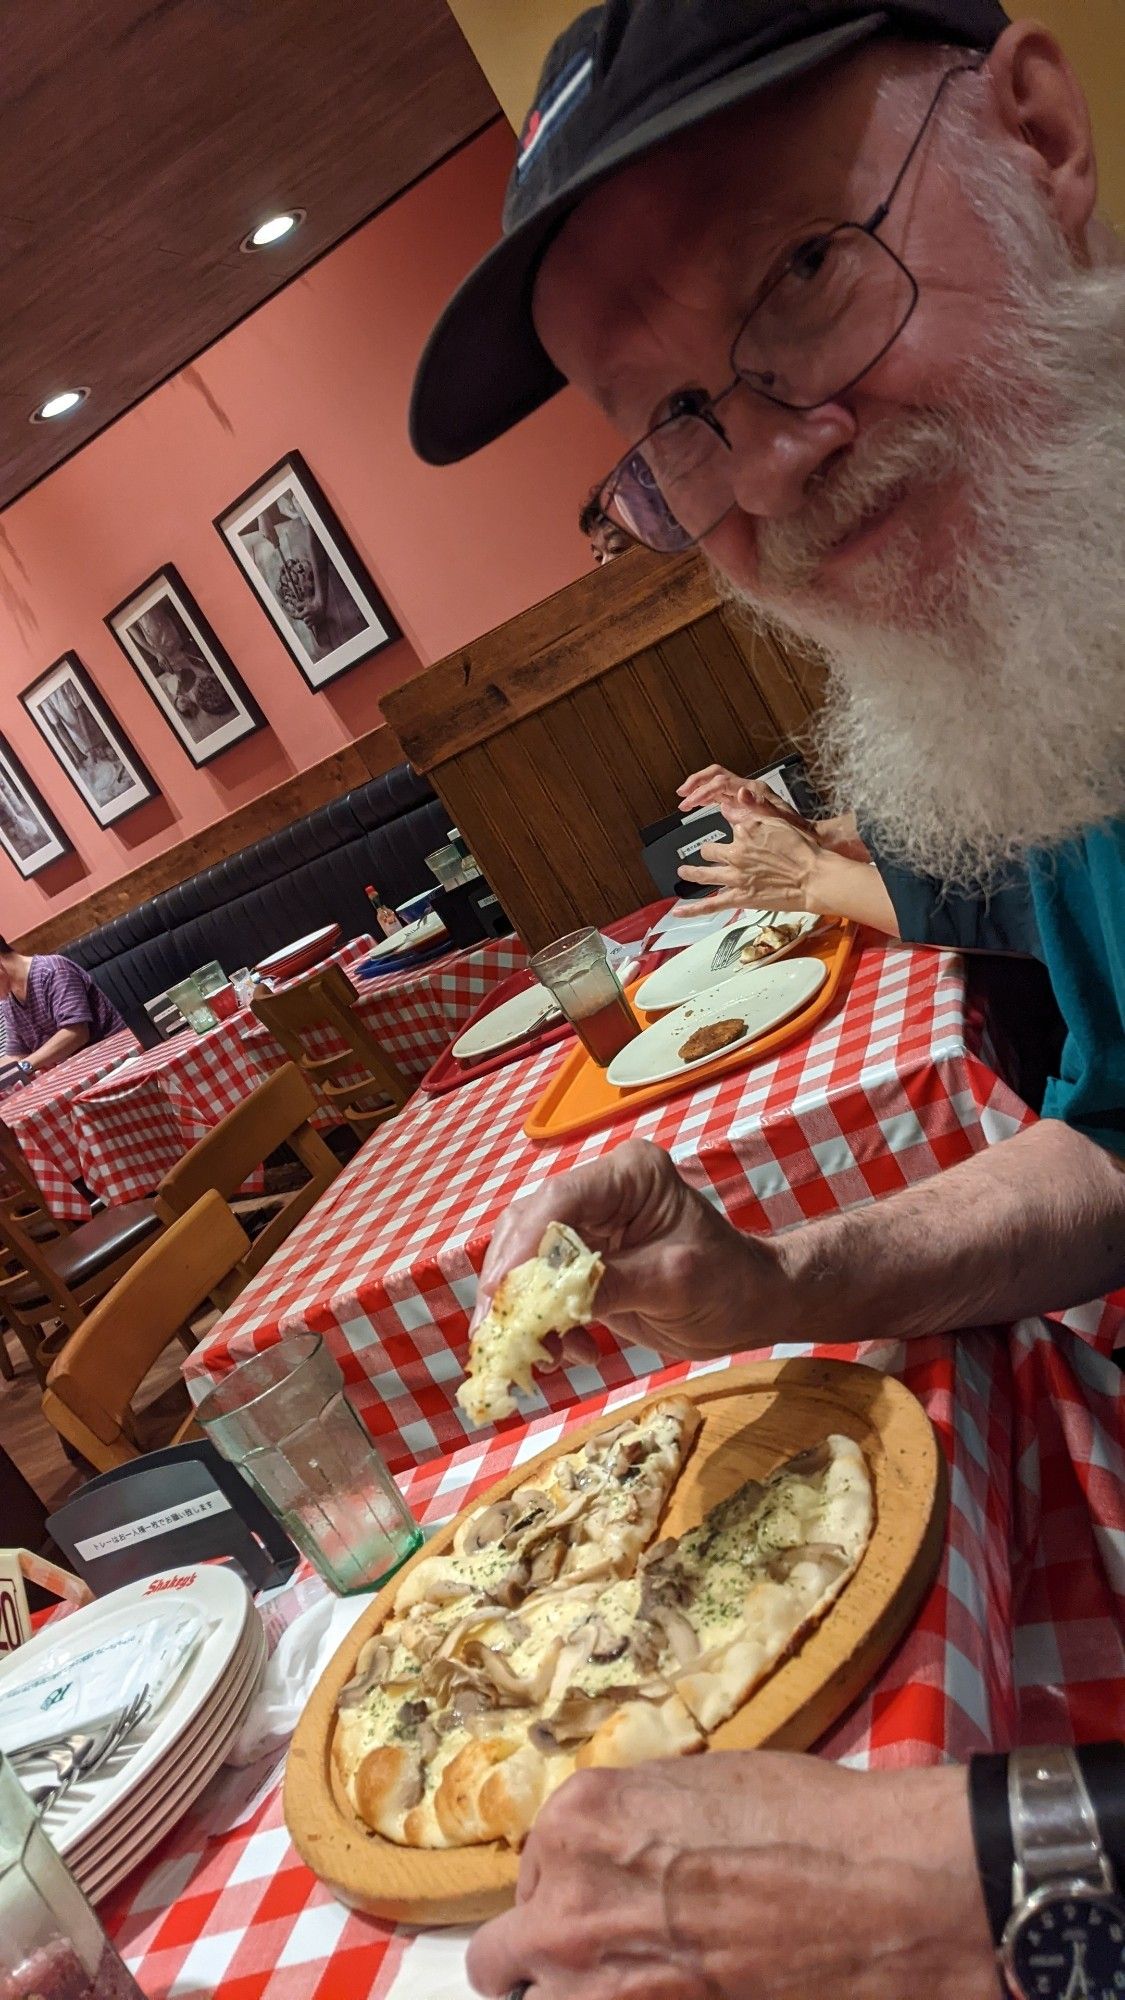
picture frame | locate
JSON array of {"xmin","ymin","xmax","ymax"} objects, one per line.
[
  {"xmin": 214, "ymin": 451, "xmax": 401, "ymax": 689},
  {"xmin": 106, "ymin": 565, "xmax": 267, "ymax": 767},
  {"xmin": 0, "ymin": 735, "xmax": 72, "ymax": 878},
  {"xmin": 20, "ymin": 653, "xmax": 157, "ymax": 829}
]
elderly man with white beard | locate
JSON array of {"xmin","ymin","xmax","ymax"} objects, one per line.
[{"xmin": 410, "ymin": 5, "xmax": 1125, "ymax": 1995}]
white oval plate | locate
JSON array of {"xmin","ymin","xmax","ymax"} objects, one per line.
[
  {"xmin": 255, "ymin": 925, "xmax": 341, "ymax": 977},
  {"xmin": 452, "ymin": 984, "xmax": 562, "ymax": 1062},
  {"xmin": 0, "ymin": 1566, "xmax": 251, "ymax": 1858},
  {"xmin": 606, "ymin": 956, "xmax": 827, "ymax": 1090},
  {"xmin": 356, "ymin": 910, "xmax": 449, "ymax": 967},
  {"xmin": 634, "ymin": 909, "xmax": 819, "ymax": 1013}
]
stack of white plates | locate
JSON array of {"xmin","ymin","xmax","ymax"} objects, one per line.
[{"xmin": 0, "ymin": 1567, "xmax": 265, "ymax": 1903}]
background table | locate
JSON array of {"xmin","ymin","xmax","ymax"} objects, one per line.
[
  {"xmin": 244, "ymin": 930, "xmax": 529, "ymax": 1085},
  {"xmin": 4, "ymin": 1029, "xmax": 138, "ymax": 1222},
  {"xmin": 105, "ymin": 1337, "xmax": 1125, "ymax": 1998},
  {"xmin": 68, "ymin": 933, "xmax": 528, "ymax": 1207},
  {"xmin": 188, "ymin": 938, "xmax": 1121, "ymax": 1470}
]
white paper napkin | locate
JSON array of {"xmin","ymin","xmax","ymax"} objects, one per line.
[{"xmin": 0, "ymin": 1605, "xmax": 204, "ymax": 1755}]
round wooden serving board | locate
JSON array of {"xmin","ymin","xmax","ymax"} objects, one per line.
[{"xmin": 284, "ymin": 1356, "xmax": 947, "ymax": 1925}]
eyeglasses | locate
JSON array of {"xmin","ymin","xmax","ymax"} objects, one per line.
[{"xmin": 594, "ymin": 60, "xmax": 982, "ymax": 554}]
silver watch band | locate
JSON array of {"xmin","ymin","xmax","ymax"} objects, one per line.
[{"xmin": 1007, "ymin": 1746, "xmax": 1116, "ymax": 1901}]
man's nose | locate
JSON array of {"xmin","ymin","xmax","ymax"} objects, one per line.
[{"xmin": 721, "ymin": 389, "xmax": 857, "ymax": 518}]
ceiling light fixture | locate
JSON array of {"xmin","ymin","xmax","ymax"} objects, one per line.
[
  {"xmin": 30, "ymin": 387, "xmax": 89, "ymax": 423},
  {"xmin": 240, "ymin": 209, "xmax": 305, "ymax": 253}
]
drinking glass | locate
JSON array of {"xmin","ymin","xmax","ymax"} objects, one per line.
[
  {"xmin": 529, "ymin": 928, "xmax": 640, "ymax": 1067},
  {"xmin": 0, "ymin": 1752, "xmax": 144, "ymax": 2000},
  {"xmin": 193, "ymin": 1335, "xmax": 422, "ymax": 1595}
]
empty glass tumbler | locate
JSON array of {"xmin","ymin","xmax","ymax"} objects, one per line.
[
  {"xmin": 193, "ymin": 1335, "xmax": 422, "ymax": 1595},
  {"xmin": 0, "ymin": 1751, "xmax": 143, "ymax": 2000},
  {"xmin": 529, "ymin": 928, "xmax": 640, "ymax": 1067}
]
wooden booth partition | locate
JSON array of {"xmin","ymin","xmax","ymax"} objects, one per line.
[{"xmin": 382, "ymin": 548, "xmax": 826, "ymax": 952}]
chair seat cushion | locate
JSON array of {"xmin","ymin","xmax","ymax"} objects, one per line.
[{"xmin": 46, "ymin": 1201, "xmax": 161, "ymax": 1290}]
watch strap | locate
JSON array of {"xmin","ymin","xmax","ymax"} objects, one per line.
[
  {"xmin": 969, "ymin": 1752, "xmax": 1015, "ymax": 1948},
  {"xmin": 1075, "ymin": 1742, "xmax": 1125, "ymax": 1883},
  {"xmin": 1007, "ymin": 1745, "xmax": 1109, "ymax": 1896}
]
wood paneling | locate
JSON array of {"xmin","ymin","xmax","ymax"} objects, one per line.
[
  {"xmin": 384, "ymin": 550, "xmax": 826, "ymax": 951},
  {"xmin": 1, "ymin": 0, "xmax": 497, "ymax": 508},
  {"xmin": 13, "ymin": 724, "xmax": 404, "ymax": 955}
]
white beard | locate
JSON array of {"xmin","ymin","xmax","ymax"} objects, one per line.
[{"xmin": 717, "ymin": 178, "xmax": 1125, "ymax": 888}]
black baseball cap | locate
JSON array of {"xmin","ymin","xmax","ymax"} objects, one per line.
[{"xmin": 410, "ymin": 0, "xmax": 1010, "ymax": 464}]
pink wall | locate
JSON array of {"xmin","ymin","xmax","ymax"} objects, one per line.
[{"xmin": 0, "ymin": 122, "xmax": 620, "ymax": 934}]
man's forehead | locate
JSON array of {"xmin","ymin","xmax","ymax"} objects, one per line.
[{"xmin": 534, "ymin": 49, "xmax": 892, "ymax": 398}]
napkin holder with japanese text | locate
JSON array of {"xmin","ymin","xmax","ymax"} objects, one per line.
[{"xmin": 47, "ymin": 1441, "xmax": 300, "ymax": 1598}]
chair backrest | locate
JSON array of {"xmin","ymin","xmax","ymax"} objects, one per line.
[
  {"xmin": 154, "ymin": 1061, "xmax": 341, "ymax": 1283},
  {"xmin": 42, "ymin": 1189, "xmax": 250, "ymax": 1469},
  {"xmin": 252, "ymin": 963, "xmax": 410, "ymax": 1137}
]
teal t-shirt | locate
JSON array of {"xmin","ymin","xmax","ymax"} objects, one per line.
[{"xmin": 1028, "ymin": 820, "xmax": 1125, "ymax": 1158}]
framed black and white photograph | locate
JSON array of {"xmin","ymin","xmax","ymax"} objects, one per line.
[
  {"xmin": 106, "ymin": 565, "xmax": 266, "ymax": 766},
  {"xmin": 0, "ymin": 735, "xmax": 72, "ymax": 878},
  {"xmin": 215, "ymin": 452, "xmax": 400, "ymax": 689},
  {"xmin": 20, "ymin": 654, "xmax": 157, "ymax": 828}
]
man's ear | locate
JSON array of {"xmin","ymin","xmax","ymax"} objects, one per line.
[{"xmin": 985, "ymin": 23, "xmax": 1097, "ymax": 248}]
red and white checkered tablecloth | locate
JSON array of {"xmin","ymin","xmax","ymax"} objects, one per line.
[
  {"xmin": 185, "ymin": 937, "xmax": 1124, "ymax": 1473},
  {"xmin": 4, "ymin": 1029, "xmax": 139, "ymax": 1223},
  {"xmin": 66, "ymin": 937, "xmax": 379, "ymax": 1205},
  {"xmin": 105, "ymin": 1331, "xmax": 1125, "ymax": 2000},
  {"xmin": 243, "ymin": 932, "xmax": 529, "ymax": 1086}
]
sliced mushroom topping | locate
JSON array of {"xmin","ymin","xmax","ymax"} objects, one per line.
[
  {"xmin": 765, "ymin": 1541, "xmax": 849, "ymax": 1583},
  {"xmin": 528, "ymin": 1536, "xmax": 566, "ymax": 1589},
  {"xmin": 542, "ymin": 1685, "xmax": 644, "ymax": 1746},
  {"xmin": 337, "ymin": 1637, "xmax": 394, "ymax": 1709},
  {"xmin": 587, "ymin": 1618, "xmax": 629, "ymax": 1664},
  {"xmin": 461, "ymin": 1499, "xmax": 519, "ymax": 1555},
  {"xmin": 645, "ymin": 1604, "xmax": 700, "ymax": 1667},
  {"xmin": 638, "ymin": 1541, "xmax": 694, "ymax": 1616},
  {"xmin": 489, "ymin": 1556, "xmax": 533, "ymax": 1609},
  {"xmin": 461, "ymin": 1640, "xmax": 537, "ymax": 1705}
]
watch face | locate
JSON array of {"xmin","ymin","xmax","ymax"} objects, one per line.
[{"xmin": 1006, "ymin": 1888, "xmax": 1125, "ymax": 1999}]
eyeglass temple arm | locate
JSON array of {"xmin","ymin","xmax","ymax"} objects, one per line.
[{"xmin": 861, "ymin": 56, "xmax": 985, "ymax": 236}]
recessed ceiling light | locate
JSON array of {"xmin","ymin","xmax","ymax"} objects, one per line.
[
  {"xmin": 30, "ymin": 387, "xmax": 89, "ymax": 423},
  {"xmin": 240, "ymin": 209, "xmax": 305, "ymax": 253}
]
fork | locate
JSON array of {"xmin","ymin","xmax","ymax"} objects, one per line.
[
  {"xmin": 27, "ymin": 1687, "xmax": 150, "ymax": 1817},
  {"xmin": 710, "ymin": 920, "xmax": 764, "ymax": 973}
]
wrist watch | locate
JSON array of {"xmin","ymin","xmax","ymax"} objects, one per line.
[{"xmin": 999, "ymin": 1747, "xmax": 1125, "ymax": 1998}]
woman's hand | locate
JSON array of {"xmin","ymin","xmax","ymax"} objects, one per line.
[
  {"xmin": 470, "ymin": 1138, "xmax": 786, "ymax": 1364},
  {"xmin": 467, "ymin": 1754, "xmax": 997, "ymax": 2000},
  {"xmin": 677, "ymin": 787, "xmax": 824, "ymax": 912}
]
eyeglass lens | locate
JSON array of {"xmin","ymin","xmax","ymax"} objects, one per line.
[{"xmin": 603, "ymin": 226, "xmax": 917, "ymax": 552}]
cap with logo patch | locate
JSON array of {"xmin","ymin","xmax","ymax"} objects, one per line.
[{"xmin": 410, "ymin": 0, "xmax": 1010, "ymax": 465}]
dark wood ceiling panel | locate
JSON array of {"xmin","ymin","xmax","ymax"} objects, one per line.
[{"xmin": 0, "ymin": 0, "xmax": 498, "ymax": 507}]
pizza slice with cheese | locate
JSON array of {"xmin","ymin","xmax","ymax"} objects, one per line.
[{"xmin": 457, "ymin": 1222, "xmax": 604, "ymax": 1426}]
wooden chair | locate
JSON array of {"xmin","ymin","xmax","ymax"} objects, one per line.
[
  {"xmin": 42, "ymin": 1190, "xmax": 251, "ymax": 1474},
  {"xmin": 251, "ymin": 963, "xmax": 411, "ymax": 1139},
  {"xmin": 154, "ymin": 1062, "xmax": 341, "ymax": 1306},
  {"xmin": 0, "ymin": 1121, "xmax": 161, "ymax": 1384}
]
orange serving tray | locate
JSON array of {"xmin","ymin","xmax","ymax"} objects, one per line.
[{"xmin": 524, "ymin": 921, "xmax": 857, "ymax": 1142}]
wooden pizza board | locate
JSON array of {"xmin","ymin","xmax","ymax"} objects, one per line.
[{"xmin": 284, "ymin": 1356, "xmax": 947, "ymax": 1926}]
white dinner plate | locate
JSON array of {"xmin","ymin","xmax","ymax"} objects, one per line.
[
  {"xmin": 356, "ymin": 910, "xmax": 448, "ymax": 967},
  {"xmin": 66, "ymin": 1608, "xmax": 264, "ymax": 1869},
  {"xmin": 75, "ymin": 1622, "xmax": 267, "ymax": 1902},
  {"xmin": 1, "ymin": 1566, "xmax": 252, "ymax": 1858},
  {"xmin": 634, "ymin": 909, "xmax": 819, "ymax": 1013},
  {"xmin": 606, "ymin": 956, "xmax": 828, "ymax": 1089},
  {"xmin": 255, "ymin": 925, "xmax": 341, "ymax": 978},
  {"xmin": 451, "ymin": 984, "xmax": 563, "ymax": 1062}
]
